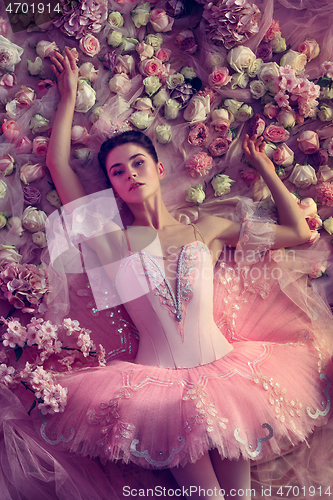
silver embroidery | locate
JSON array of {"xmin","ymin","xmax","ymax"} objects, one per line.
[
  {"xmin": 307, "ymin": 374, "xmax": 331, "ymax": 419},
  {"xmin": 234, "ymin": 423, "xmax": 274, "ymax": 458},
  {"xmin": 40, "ymin": 412, "xmax": 75, "ymax": 445},
  {"xmin": 130, "ymin": 436, "xmax": 185, "ymax": 467}
]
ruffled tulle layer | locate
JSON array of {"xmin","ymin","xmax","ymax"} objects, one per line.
[{"xmin": 31, "ymin": 339, "xmax": 331, "ymax": 470}]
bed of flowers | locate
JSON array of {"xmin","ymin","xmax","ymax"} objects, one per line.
[{"xmin": 0, "ymin": 0, "xmax": 333, "ymax": 411}]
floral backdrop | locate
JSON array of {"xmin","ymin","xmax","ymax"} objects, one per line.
[{"xmin": 0, "ymin": 0, "xmax": 333, "ymax": 498}]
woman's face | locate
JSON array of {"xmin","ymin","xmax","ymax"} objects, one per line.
[{"xmin": 105, "ymin": 142, "xmax": 164, "ymax": 204}]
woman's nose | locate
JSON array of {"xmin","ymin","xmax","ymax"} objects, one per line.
[{"xmin": 127, "ymin": 170, "xmax": 137, "ymax": 179}]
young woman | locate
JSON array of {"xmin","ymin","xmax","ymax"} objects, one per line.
[{"xmin": 41, "ymin": 47, "xmax": 332, "ymax": 500}]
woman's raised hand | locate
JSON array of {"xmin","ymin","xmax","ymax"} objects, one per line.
[
  {"xmin": 242, "ymin": 134, "xmax": 276, "ymax": 176},
  {"xmin": 50, "ymin": 47, "xmax": 79, "ymax": 99}
]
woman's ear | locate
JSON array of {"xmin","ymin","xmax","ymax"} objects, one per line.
[{"xmin": 157, "ymin": 162, "xmax": 165, "ymax": 179}]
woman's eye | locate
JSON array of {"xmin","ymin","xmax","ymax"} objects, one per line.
[
  {"xmin": 113, "ymin": 170, "xmax": 123, "ymax": 176},
  {"xmin": 135, "ymin": 160, "xmax": 143, "ymax": 167}
]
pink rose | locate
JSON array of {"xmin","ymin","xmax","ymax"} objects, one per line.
[
  {"xmin": 79, "ymin": 34, "xmax": 100, "ymax": 57},
  {"xmin": 208, "ymin": 67, "xmax": 231, "ymax": 89},
  {"xmin": 297, "ymin": 130, "xmax": 319, "ymax": 154},
  {"xmin": 139, "ymin": 57, "xmax": 163, "ymax": 77},
  {"xmin": 71, "ymin": 125, "xmax": 90, "ymax": 145},
  {"xmin": 0, "ymin": 154, "xmax": 14, "ymax": 175},
  {"xmin": 15, "ymin": 86, "xmax": 36, "ymax": 108},
  {"xmin": 188, "ymin": 122, "xmax": 209, "ymax": 147},
  {"xmin": 248, "ymin": 114, "xmax": 266, "ymax": 137},
  {"xmin": 79, "ymin": 62, "xmax": 99, "ymax": 83},
  {"xmin": 20, "ymin": 162, "xmax": 45, "ymax": 185},
  {"xmin": 317, "ymin": 125, "xmax": 333, "ymax": 140},
  {"xmin": 306, "ymin": 214, "xmax": 322, "ymax": 231},
  {"xmin": 263, "ymin": 124, "xmax": 290, "ymax": 143},
  {"xmin": 309, "ymin": 262, "xmax": 326, "ymax": 278},
  {"xmin": 114, "ymin": 55, "xmax": 135, "ymax": 75},
  {"xmin": 211, "ymin": 108, "xmax": 233, "ymax": 134},
  {"xmin": 0, "ymin": 17, "xmax": 7, "ymax": 37},
  {"xmin": 17, "ymin": 136, "xmax": 32, "ymax": 154},
  {"xmin": 136, "ymin": 42, "xmax": 154, "ymax": 60},
  {"xmin": 317, "ymin": 165, "xmax": 333, "ymax": 183},
  {"xmin": 150, "ymin": 9, "xmax": 174, "ymax": 32},
  {"xmin": 37, "ymin": 79, "xmax": 56, "ymax": 92},
  {"xmin": 0, "ymin": 73, "xmax": 15, "ymax": 87},
  {"xmin": 109, "ymin": 74, "xmax": 132, "ymax": 94},
  {"xmin": 32, "ymin": 136, "xmax": 49, "ymax": 158},
  {"xmin": 36, "ymin": 40, "xmax": 58, "ymax": 59},
  {"xmin": 263, "ymin": 102, "xmax": 279, "ymax": 119},
  {"xmin": 2, "ymin": 119, "xmax": 20, "ymax": 141},
  {"xmin": 186, "ymin": 152, "xmax": 213, "ymax": 177},
  {"xmin": 272, "ymin": 143, "xmax": 294, "ymax": 168},
  {"xmin": 307, "ymin": 230, "xmax": 321, "ymax": 244},
  {"xmin": 155, "ymin": 48, "xmax": 171, "ymax": 62},
  {"xmin": 241, "ymin": 165, "xmax": 261, "ymax": 183},
  {"xmin": 298, "ymin": 197, "xmax": 317, "ymax": 218},
  {"xmin": 208, "ymin": 137, "xmax": 230, "ymax": 157},
  {"xmin": 299, "ymin": 39, "xmax": 320, "ymax": 62}
]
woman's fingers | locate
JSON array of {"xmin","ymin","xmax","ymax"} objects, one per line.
[{"xmin": 64, "ymin": 47, "xmax": 78, "ymax": 71}]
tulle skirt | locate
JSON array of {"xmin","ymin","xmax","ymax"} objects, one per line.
[{"xmin": 31, "ymin": 339, "xmax": 331, "ymax": 470}]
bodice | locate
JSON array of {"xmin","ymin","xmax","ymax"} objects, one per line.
[{"xmin": 115, "ymin": 241, "xmax": 233, "ymax": 369}]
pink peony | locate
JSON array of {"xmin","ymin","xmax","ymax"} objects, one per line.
[
  {"xmin": 79, "ymin": 33, "xmax": 100, "ymax": 57},
  {"xmin": 186, "ymin": 152, "xmax": 213, "ymax": 177},
  {"xmin": 248, "ymin": 114, "xmax": 266, "ymax": 137},
  {"xmin": 316, "ymin": 182, "xmax": 333, "ymax": 206},
  {"xmin": 320, "ymin": 61, "xmax": 333, "ymax": 79},
  {"xmin": 297, "ymin": 130, "xmax": 319, "ymax": 154},
  {"xmin": 188, "ymin": 122, "xmax": 209, "ymax": 147},
  {"xmin": 208, "ymin": 67, "xmax": 231, "ymax": 89},
  {"xmin": 263, "ymin": 124, "xmax": 290, "ymax": 143},
  {"xmin": 208, "ymin": 137, "xmax": 230, "ymax": 157},
  {"xmin": 263, "ymin": 19, "xmax": 280, "ymax": 42}
]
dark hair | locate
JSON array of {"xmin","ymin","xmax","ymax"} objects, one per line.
[{"xmin": 98, "ymin": 131, "xmax": 159, "ymax": 184}]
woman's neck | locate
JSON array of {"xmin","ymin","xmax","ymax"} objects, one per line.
[{"xmin": 128, "ymin": 192, "xmax": 179, "ymax": 230}]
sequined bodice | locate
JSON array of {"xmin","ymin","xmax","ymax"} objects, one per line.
[{"xmin": 115, "ymin": 241, "xmax": 233, "ymax": 369}]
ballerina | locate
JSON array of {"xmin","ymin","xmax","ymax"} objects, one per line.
[{"xmin": 40, "ymin": 47, "xmax": 332, "ymax": 500}]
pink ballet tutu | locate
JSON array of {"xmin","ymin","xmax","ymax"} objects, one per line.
[{"xmin": 34, "ymin": 339, "xmax": 331, "ymax": 470}]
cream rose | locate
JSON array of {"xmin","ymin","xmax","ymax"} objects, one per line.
[
  {"xmin": 235, "ymin": 104, "xmax": 254, "ymax": 122},
  {"xmin": 74, "ymin": 148, "xmax": 90, "ymax": 160},
  {"xmin": 115, "ymin": 55, "xmax": 135, "ymax": 75},
  {"xmin": 32, "ymin": 231, "xmax": 48, "ymax": 248},
  {"xmin": 258, "ymin": 62, "xmax": 280, "ymax": 83},
  {"xmin": 0, "ymin": 154, "xmax": 15, "ymax": 175},
  {"xmin": 185, "ymin": 184, "xmax": 205, "ymax": 204},
  {"xmin": 211, "ymin": 174, "xmax": 235, "ymax": 196},
  {"xmin": 166, "ymin": 73, "xmax": 185, "ymax": 90},
  {"xmin": 20, "ymin": 162, "xmax": 45, "ymax": 185},
  {"xmin": 223, "ymin": 98, "xmax": 243, "ymax": 116},
  {"xmin": 0, "ymin": 245, "xmax": 22, "ymax": 266},
  {"xmin": 122, "ymin": 38, "xmax": 139, "ymax": 52},
  {"xmin": 133, "ymin": 97, "xmax": 153, "ymax": 111},
  {"xmin": 227, "ymin": 46, "xmax": 256, "ymax": 73},
  {"xmin": 108, "ymin": 11, "xmax": 124, "ymax": 27},
  {"xmin": 318, "ymin": 104, "xmax": 333, "ymax": 122},
  {"xmin": 230, "ymin": 72, "xmax": 249, "ymax": 89},
  {"xmin": 22, "ymin": 206, "xmax": 47, "ymax": 233},
  {"xmin": 129, "ymin": 111, "xmax": 153, "ymax": 130},
  {"xmin": 250, "ymin": 80, "xmax": 266, "ymax": 99},
  {"xmin": 79, "ymin": 62, "xmax": 98, "ymax": 83},
  {"xmin": 183, "ymin": 95, "xmax": 210, "ymax": 123},
  {"xmin": 27, "ymin": 57, "xmax": 44, "ymax": 76},
  {"xmin": 36, "ymin": 40, "xmax": 58, "ymax": 59},
  {"xmin": 164, "ymin": 99, "xmax": 181, "ymax": 120},
  {"xmin": 0, "ymin": 179, "xmax": 7, "ymax": 198},
  {"xmin": 6, "ymin": 216, "xmax": 24, "ymax": 237},
  {"xmin": 299, "ymin": 38, "xmax": 320, "ymax": 62},
  {"xmin": 323, "ymin": 216, "xmax": 333, "ymax": 235},
  {"xmin": 136, "ymin": 42, "xmax": 154, "ymax": 60},
  {"xmin": 71, "ymin": 125, "xmax": 89, "ymax": 145},
  {"xmin": 152, "ymin": 87, "xmax": 169, "ymax": 105},
  {"xmin": 247, "ymin": 58, "xmax": 263, "ymax": 78},
  {"xmin": 75, "ymin": 78, "xmax": 96, "ymax": 113},
  {"xmin": 155, "ymin": 124, "xmax": 172, "ymax": 144},
  {"xmin": 32, "ymin": 136, "xmax": 49, "ymax": 157},
  {"xmin": 289, "ymin": 164, "xmax": 317, "ymax": 188},
  {"xmin": 46, "ymin": 189, "xmax": 62, "ymax": 208},
  {"xmin": 181, "ymin": 66, "xmax": 196, "ymax": 80},
  {"xmin": 109, "ymin": 74, "xmax": 131, "ymax": 94},
  {"xmin": 280, "ymin": 50, "xmax": 307, "ymax": 75},
  {"xmin": 211, "ymin": 108, "xmax": 234, "ymax": 131},
  {"xmin": 29, "ymin": 114, "xmax": 49, "ymax": 134},
  {"xmin": 0, "ymin": 35, "xmax": 24, "ymax": 69},
  {"xmin": 143, "ymin": 76, "xmax": 162, "ymax": 97},
  {"xmin": 0, "ymin": 213, "xmax": 6, "ymax": 229},
  {"xmin": 107, "ymin": 31, "xmax": 123, "ymax": 48},
  {"xmin": 272, "ymin": 33, "xmax": 286, "ymax": 53},
  {"xmin": 277, "ymin": 109, "xmax": 296, "ymax": 129},
  {"xmin": 144, "ymin": 34, "xmax": 163, "ymax": 52},
  {"xmin": 317, "ymin": 165, "xmax": 333, "ymax": 183},
  {"xmin": 317, "ymin": 125, "xmax": 333, "ymax": 140},
  {"xmin": 79, "ymin": 34, "xmax": 100, "ymax": 57},
  {"xmin": 131, "ymin": 2, "xmax": 150, "ymax": 28}
]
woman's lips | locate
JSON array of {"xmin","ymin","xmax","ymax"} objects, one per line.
[{"xmin": 130, "ymin": 182, "xmax": 144, "ymax": 191}]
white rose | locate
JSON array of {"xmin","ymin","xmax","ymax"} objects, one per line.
[
  {"xmin": 36, "ymin": 40, "xmax": 58, "ymax": 59},
  {"xmin": 90, "ymin": 106, "xmax": 103, "ymax": 124},
  {"xmin": 235, "ymin": 104, "xmax": 254, "ymax": 122},
  {"xmin": 122, "ymin": 38, "xmax": 138, "ymax": 52},
  {"xmin": 132, "ymin": 3, "xmax": 150, "ymax": 28},
  {"xmin": 0, "ymin": 213, "xmax": 6, "ymax": 229},
  {"xmin": 207, "ymin": 52, "xmax": 225, "ymax": 70},
  {"xmin": 0, "ymin": 179, "xmax": 7, "ymax": 198},
  {"xmin": 22, "ymin": 206, "xmax": 47, "ymax": 233},
  {"xmin": 166, "ymin": 73, "xmax": 185, "ymax": 90},
  {"xmin": 107, "ymin": 31, "xmax": 123, "ymax": 47},
  {"xmin": 264, "ymin": 142, "xmax": 277, "ymax": 159},
  {"xmin": 183, "ymin": 95, "xmax": 210, "ymax": 123},
  {"xmin": 143, "ymin": 76, "xmax": 162, "ymax": 97},
  {"xmin": 74, "ymin": 148, "xmax": 90, "ymax": 160},
  {"xmin": 185, "ymin": 184, "xmax": 205, "ymax": 204},
  {"xmin": 27, "ymin": 57, "xmax": 44, "ymax": 76},
  {"xmin": 227, "ymin": 46, "xmax": 256, "ymax": 73},
  {"xmin": 230, "ymin": 72, "xmax": 249, "ymax": 89},
  {"xmin": 211, "ymin": 108, "xmax": 234, "ymax": 127},
  {"xmin": 223, "ymin": 98, "xmax": 243, "ymax": 116},
  {"xmin": 272, "ymin": 33, "xmax": 286, "ymax": 53},
  {"xmin": 32, "ymin": 231, "xmax": 47, "ymax": 248},
  {"xmin": 46, "ymin": 189, "xmax": 62, "ymax": 208},
  {"xmin": 320, "ymin": 87, "xmax": 333, "ymax": 100},
  {"xmin": 323, "ymin": 216, "xmax": 333, "ymax": 235},
  {"xmin": 0, "ymin": 35, "xmax": 24, "ymax": 69},
  {"xmin": 277, "ymin": 109, "xmax": 296, "ymax": 128},
  {"xmin": 6, "ymin": 216, "xmax": 24, "ymax": 237},
  {"xmin": 153, "ymin": 87, "xmax": 169, "ymax": 106},
  {"xmin": 155, "ymin": 125, "xmax": 172, "ymax": 144},
  {"xmin": 144, "ymin": 33, "xmax": 163, "ymax": 52},
  {"xmin": 181, "ymin": 66, "xmax": 196, "ymax": 80},
  {"xmin": 109, "ymin": 73, "xmax": 131, "ymax": 94},
  {"xmin": 108, "ymin": 11, "xmax": 124, "ymax": 28},
  {"xmin": 318, "ymin": 104, "xmax": 333, "ymax": 122},
  {"xmin": 29, "ymin": 114, "xmax": 49, "ymax": 134},
  {"xmin": 258, "ymin": 62, "xmax": 280, "ymax": 84},
  {"xmin": 133, "ymin": 97, "xmax": 153, "ymax": 111},
  {"xmin": 75, "ymin": 78, "xmax": 96, "ymax": 113},
  {"xmin": 129, "ymin": 110, "xmax": 153, "ymax": 130},
  {"xmin": 280, "ymin": 50, "xmax": 307, "ymax": 75},
  {"xmin": 250, "ymin": 80, "xmax": 266, "ymax": 99},
  {"xmin": 164, "ymin": 99, "xmax": 181, "ymax": 120},
  {"xmin": 247, "ymin": 58, "xmax": 263, "ymax": 78},
  {"xmin": 211, "ymin": 174, "xmax": 235, "ymax": 196},
  {"xmin": 0, "ymin": 244, "xmax": 22, "ymax": 266},
  {"xmin": 79, "ymin": 62, "xmax": 98, "ymax": 83},
  {"xmin": 289, "ymin": 164, "xmax": 317, "ymax": 188},
  {"xmin": 71, "ymin": 125, "xmax": 89, "ymax": 144}
]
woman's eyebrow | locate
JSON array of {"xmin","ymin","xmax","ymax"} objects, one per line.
[{"xmin": 109, "ymin": 153, "xmax": 146, "ymax": 171}]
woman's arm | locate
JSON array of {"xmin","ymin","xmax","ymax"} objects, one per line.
[
  {"xmin": 47, "ymin": 47, "xmax": 87, "ymax": 206},
  {"xmin": 242, "ymin": 134, "xmax": 311, "ymax": 248}
]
